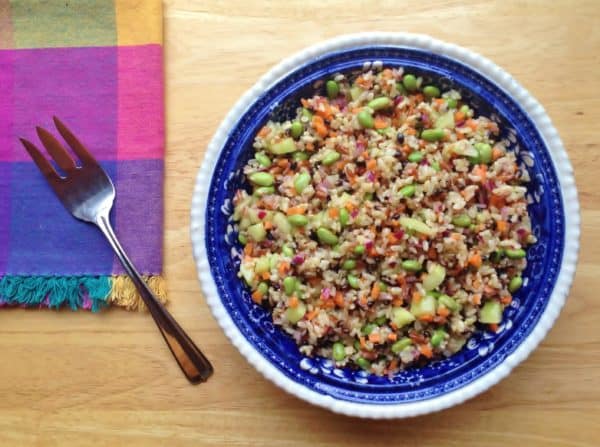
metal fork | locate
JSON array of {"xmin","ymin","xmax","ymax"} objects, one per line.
[{"xmin": 20, "ymin": 117, "xmax": 213, "ymax": 384}]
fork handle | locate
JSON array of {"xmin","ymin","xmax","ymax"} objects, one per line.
[{"xmin": 95, "ymin": 212, "xmax": 213, "ymax": 384}]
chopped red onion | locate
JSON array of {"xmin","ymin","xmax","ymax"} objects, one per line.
[
  {"xmin": 367, "ymin": 171, "xmax": 376, "ymax": 182},
  {"xmin": 321, "ymin": 287, "xmax": 331, "ymax": 299},
  {"xmin": 292, "ymin": 254, "xmax": 305, "ymax": 265},
  {"xmin": 258, "ymin": 210, "xmax": 266, "ymax": 219},
  {"xmin": 393, "ymin": 95, "xmax": 404, "ymax": 105}
]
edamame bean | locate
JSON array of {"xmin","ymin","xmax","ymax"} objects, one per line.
[
  {"xmin": 509, "ymin": 276, "xmax": 523, "ymax": 292},
  {"xmin": 491, "ymin": 249, "xmax": 505, "ymax": 263},
  {"xmin": 391, "ymin": 337, "xmax": 412, "ymax": 353},
  {"xmin": 290, "ymin": 121, "xmax": 303, "ymax": 139},
  {"xmin": 361, "ymin": 323, "xmax": 376, "ymax": 335},
  {"xmin": 326, "ymin": 80, "xmax": 339, "ymax": 99},
  {"xmin": 354, "ymin": 244, "xmax": 365, "ymax": 255},
  {"xmin": 255, "ymin": 152, "xmax": 271, "ymax": 167},
  {"xmin": 396, "ymin": 82, "xmax": 407, "ymax": 95},
  {"xmin": 401, "ymin": 259, "xmax": 422, "ymax": 272},
  {"xmin": 288, "ymin": 214, "xmax": 308, "ymax": 227},
  {"xmin": 446, "ymin": 98, "xmax": 458, "ymax": 109},
  {"xmin": 293, "ymin": 151, "xmax": 308, "ymax": 161},
  {"xmin": 283, "ymin": 276, "xmax": 298, "ymax": 296},
  {"xmin": 505, "ymin": 248, "xmax": 526, "ymax": 259},
  {"xmin": 249, "ymin": 172, "xmax": 274, "ymax": 186},
  {"xmin": 285, "ymin": 302, "xmax": 306, "ymax": 324},
  {"xmin": 247, "ymin": 222, "xmax": 266, "ymax": 242},
  {"xmin": 378, "ymin": 282, "xmax": 388, "ymax": 292},
  {"xmin": 367, "ymin": 97, "xmax": 392, "ymax": 110},
  {"xmin": 421, "ymin": 128, "xmax": 445, "ymax": 142},
  {"xmin": 356, "ymin": 357, "xmax": 371, "ymax": 370},
  {"xmin": 342, "ymin": 259, "xmax": 356, "ymax": 270},
  {"xmin": 475, "ymin": 142, "xmax": 492, "ymax": 164},
  {"xmin": 408, "ymin": 151, "xmax": 424, "ymax": 163},
  {"xmin": 452, "ymin": 214, "xmax": 472, "ymax": 228},
  {"xmin": 431, "ymin": 329, "xmax": 447, "ymax": 347},
  {"xmin": 399, "ymin": 184, "xmax": 416, "ymax": 197},
  {"xmin": 322, "ymin": 150, "xmax": 341, "ymax": 166},
  {"xmin": 257, "ymin": 282, "xmax": 269, "ymax": 295},
  {"xmin": 438, "ymin": 294, "xmax": 460, "ymax": 312},
  {"xmin": 423, "ymin": 85, "xmax": 441, "ymax": 98},
  {"xmin": 282, "ymin": 245, "xmax": 294, "ymax": 257},
  {"xmin": 431, "ymin": 161, "xmax": 441, "ymax": 172},
  {"xmin": 294, "ymin": 172, "xmax": 311, "ymax": 194},
  {"xmin": 339, "ymin": 208, "xmax": 349, "ymax": 227},
  {"xmin": 374, "ymin": 315, "xmax": 387, "ymax": 325},
  {"xmin": 301, "ymin": 108, "xmax": 313, "ymax": 120},
  {"xmin": 347, "ymin": 274, "xmax": 360, "ymax": 289},
  {"xmin": 317, "ymin": 227, "xmax": 339, "ymax": 246},
  {"xmin": 402, "ymin": 74, "xmax": 418, "ymax": 92},
  {"xmin": 357, "ymin": 109, "xmax": 374, "ymax": 128},
  {"xmin": 238, "ymin": 233, "xmax": 247, "ymax": 245},
  {"xmin": 460, "ymin": 104, "xmax": 472, "ymax": 117},
  {"xmin": 332, "ymin": 342, "xmax": 346, "ymax": 361},
  {"xmin": 253, "ymin": 186, "xmax": 275, "ymax": 197}
]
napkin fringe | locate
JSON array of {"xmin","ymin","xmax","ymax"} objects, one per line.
[{"xmin": 0, "ymin": 275, "xmax": 166, "ymax": 311}]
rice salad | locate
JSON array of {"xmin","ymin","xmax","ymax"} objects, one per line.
[{"xmin": 231, "ymin": 67, "xmax": 535, "ymax": 376}]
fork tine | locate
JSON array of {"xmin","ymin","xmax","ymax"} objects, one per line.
[
  {"xmin": 52, "ymin": 116, "xmax": 97, "ymax": 166},
  {"xmin": 19, "ymin": 138, "xmax": 61, "ymax": 179},
  {"xmin": 36, "ymin": 126, "xmax": 77, "ymax": 172}
]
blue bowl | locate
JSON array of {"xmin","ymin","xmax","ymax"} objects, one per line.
[{"xmin": 191, "ymin": 34, "xmax": 579, "ymax": 418}]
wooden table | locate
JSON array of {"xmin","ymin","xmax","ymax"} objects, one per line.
[{"xmin": 1, "ymin": 1, "xmax": 598, "ymax": 445}]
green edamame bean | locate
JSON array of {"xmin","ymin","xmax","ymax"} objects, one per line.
[
  {"xmin": 460, "ymin": 104, "xmax": 472, "ymax": 117},
  {"xmin": 431, "ymin": 329, "xmax": 447, "ymax": 347},
  {"xmin": 438, "ymin": 294, "xmax": 460, "ymax": 312},
  {"xmin": 301, "ymin": 108, "xmax": 313, "ymax": 120},
  {"xmin": 282, "ymin": 245, "xmax": 294, "ymax": 257},
  {"xmin": 378, "ymin": 281, "xmax": 388, "ymax": 292},
  {"xmin": 399, "ymin": 184, "xmax": 416, "ymax": 197},
  {"xmin": 356, "ymin": 357, "xmax": 371, "ymax": 370},
  {"xmin": 290, "ymin": 121, "xmax": 303, "ymax": 139},
  {"xmin": 342, "ymin": 259, "xmax": 356, "ymax": 270},
  {"xmin": 452, "ymin": 214, "xmax": 472, "ymax": 228},
  {"xmin": 474, "ymin": 142, "xmax": 492, "ymax": 164},
  {"xmin": 367, "ymin": 97, "xmax": 392, "ymax": 110},
  {"xmin": 238, "ymin": 233, "xmax": 247, "ymax": 245},
  {"xmin": 326, "ymin": 80, "xmax": 339, "ymax": 99},
  {"xmin": 401, "ymin": 259, "xmax": 422, "ymax": 272},
  {"xmin": 396, "ymin": 82, "xmax": 407, "ymax": 95},
  {"xmin": 446, "ymin": 98, "xmax": 458, "ymax": 109},
  {"xmin": 257, "ymin": 282, "xmax": 269, "ymax": 295},
  {"xmin": 293, "ymin": 151, "xmax": 309, "ymax": 161},
  {"xmin": 347, "ymin": 274, "xmax": 360, "ymax": 289},
  {"xmin": 294, "ymin": 172, "xmax": 311, "ymax": 194},
  {"xmin": 249, "ymin": 172, "xmax": 274, "ymax": 186},
  {"xmin": 361, "ymin": 323, "xmax": 377, "ymax": 335},
  {"xmin": 285, "ymin": 302, "xmax": 306, "ymax": 324},
  {"xmin": 505, "ymin": 248, "xmax": 526, "ymax": 259},
  {"xmin": 322, "ymin": 150, "xmax": 341, "ymax": 166},
  {"xmin": 357, "ymin": 109, "xmax": 374, "ymax": 129},
  {"xmin": 408, "ymin": 152, "xmax": 424, "ymax": 163},
  {"xmin": 253, "ymin": 186, "xmax": 275, "ymax": 197},
  {"xmin": 283, "ymin": 276, "xmax": 297, "ymax": 296},
  {"xmin": 255, "ymin": 152, "xmax": 271, "ymax": 167},
  {"xmin": 374, "ymin": 315, "xmax": 387, "ymax": 326},
  {"xmin": 402, "ymin": 74, "xmax": 418, "ymax": 92},
  {"xmin": 509, "ymin": 275, "xmax": 523, "ymax": 292},
  {"xmin": 354, "ymin": 244, "xmax": 365, "ymax": 255},
  {"xmin": 421, "ymin": 128, "xmax": 445, "ymax": 142},
  {"xmin": 423, "ymin": 85, "xmax": 441, "ymax": 98},
  {"xmin": 490, "ymin": 250, "xmax": 505, "ymax": 263},
  {"xmin": 332, "ymin": 342, "xmax": 346, "ymax": 361},
  {"xmin": 288, "ymin": 214, "xmax": 308, "ymax": 227},
  {"xmin": 391, "ymin": 337, "xmax": 412, "ymax": 353},
  {"xmin": 431, "ymin": 161, "xmax": 441, "ymax": 172},
  {"xmin": 339, "ymin": 207, "xmax": 349, "ymax": 227},
  {"xmin": 317, "ymin": 227, "xmax": 338, "ymax": 246}
]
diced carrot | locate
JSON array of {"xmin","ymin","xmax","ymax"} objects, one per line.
[
  {"xmin": 454, "ymin": 110, "xmax": 465, "ymax": 122},
  {"xmin": 468, "ymin": 252, "xmax": 482, "ymax": 268},
  {"xmin": 288, "ymin": 296, "xmax": 299, "ymax": 308},
  {"xmin": 412, "ymin": 291, "xmax": 422, "ymax": 303},
  {"xmin": 368, "ymin": 247, "xmax": 378, "ymax": 257},
  {"xmin": 359, "ymin": 336, "xmax": 367, "ymax": 349},
  {"xmin": 437, "ymin": 305, "xmax": 450, "ymax": 317},
  {"xmin": 278, "ymin": 261, "xmax": 290, "ymax": 275},
  {"xmin": 489, "ymin": 194, "xmax": 506, "ymax": 209},
  {"xmin": 361, "ymin": 151, "xmax": 370, "ymax": 160},
  {"xmin": 305, "ymin": 142, "xmax": 315, "ymax": 152},
  {"xmin": 389, "ymin": 322, "xmax": 399, "ymax": 331},
  {"xmin": 484, "ymin": 285, "xmax": 496, "ymax": 296},
  {"xmin": 418, "ymin": 314, "xmax": 434, "ymax": 322},
  {"xmin": 472, "ymin": 164, "xmax": 487, "ymax": 182},
  {"xmin": 391, "ymin": 298, "xmax": 403, "ymax": 307},
  {"xmin": 263, "ymin": 221, "xmax": 273, "ymax": 230},
  {"xmin": 328, "ymin": 207, "xmax": 339, "ymax": 218},
  {"xmin": 360, "ymin": 294, "xmax": 368, "ymax": 306},
  {"xmin": 435, "ymin": 98, "xmax": 446, "ymax": 107},
  {"xmin": 388, "ymin": 333, "xmax": 398, "ymax": 342},
  {"xmin": 334, "ymin": 291, "xmax": 344, "ymax": 307},
  {"xmin": 405, "ymin": 127, "xmax": 417, "ymax": 136},
  {"xmin": 251, "ymin": 290, "xmax": 263, "ymax": 304},
  {"xmin": 374, "ymin": 116, "xmax": 388, "ymax": 129},
  {"xmin": 323, "ymin": 299, "xmax": 335, "ymax": 309},
  {"xmin": 387, "ymin": 233, "xmax": 398, "ymax": 244},
  {"xmin": 244, "ymin": 243, "xmax": 253, "ymax": 256},
  {"xmin": 312, "ymin": 115, "xmax": 328, "ymax": 138},
  {"xmin": 305, "ymin": 309, "xmax": 318, "ymax": 321},
  {"xmin": 489, "ymin": 323, "xmax": 499, "ymax": 332},
  {"xmin": 371, "ymin": 282, "xmax": 381, "ymax": 300},
  {"xmin": 419, "ymin": 344, "xmax": 433, "ymax": 358},
  {"xmin": 367, "ymin": 158, "xmax": 377, "ymax": 170},
  {"xmin": 501, "ymin": 295, "xmax": 513, "ymax": 305},
  {"xmin": 472, "ymin": 294, "xmax": 482, "ymax": 305},
  {"xmin": 257, "ymin": 126, "xmax": 271, "ymax": 138},
  {"xmin": 492, "ymin": 146, "xmax": 504, "ymax": 161},
  {"xmin": 496, "ymin": 220, "xmax": 509, "ymax": 234},
  {"xmin": 344, "ymin": 202, "xmax": 356, "ymax": 212},
  {"xmin": 466, "ymin": 119, "xmax": 478, "ymax": 130},
  {"xmin": 456, "ymin": 131, "xmax": 465, "ymax": 140},
  {"xmin": 286, "ymin": 206, "xmax": 306, "ymax": 215},
  {"xmin": 261, "ymin": 272, "xmax": 270, "ymax": 280},
  {"xmin": 368, "ymin": 333, "xmax": 380, "ymax": 343}
]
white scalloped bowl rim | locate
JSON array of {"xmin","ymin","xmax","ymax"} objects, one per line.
[{"xmin": 190, "ymin": 32, "xmax": 580, "ymax": 419}]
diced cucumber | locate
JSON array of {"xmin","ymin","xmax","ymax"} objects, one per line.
[
  {"xmin": 272, "ymin": 212, "xmax": 292, "ymax": 235},
  {"xmin": 285, "ymin": 302, "xmax": 307, "ymax": 324},
  {"xmin": 410, "ymin": 294, "xmax": 437, "ymax": 317},
  {"xmin": 254, "ymin": 256, "xmax": 270, "ymax": 274},
  {"xmin": 268, "ymin": 137, "xmax": 297, "ymax": 155},
  {"xmin": 423, "ymin": 263, "xmax": 446, "ymax": 291},
  {"xmin": 269, "ymin": 254, "xmax": 280, "ymax": 270},
  {"xmin": 391, "ymin": 337, "xmax": 412, "ymax": 354},
  {"xmin": 479, "ymin": 301, "xmax": 503, "ymax": 324},
  {"xmin": 350, "ymin": 86, "xmax": 363, "ymax": 101},
  {"xmin": 391, "ymin": 307, "xmax": 415, "ymax": 328},
  {"xmin": 399, "ymin": 217, "xmax": 435, "ymax": 236},
  {"xmin": 233, "ymin": 196, "xmax": 253, "ymax": 221},
  {"xmin": 247, "ymin": 222, "xmax": 266, "ymax": 242},
  {"xmin": 240, "ymin": 264, "xmax": 255, "ymax": 286},
  {"xmin": 434, "ymin": 110, "xmax": 455, "ymax": 129}
]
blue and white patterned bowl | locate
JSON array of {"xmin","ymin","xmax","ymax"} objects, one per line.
[{"xmin": 191, "ymin": 33, "xmax": 579, "ymax": 418}]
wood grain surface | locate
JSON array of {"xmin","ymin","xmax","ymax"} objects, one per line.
[{"xmin": 1, "ymin": 1, "xmax": 598, "ymax": 445}]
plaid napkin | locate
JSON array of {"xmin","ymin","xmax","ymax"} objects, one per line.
[{"xmin": 0, "ymin": 0, "xmax": 165, "ymax": 310}]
